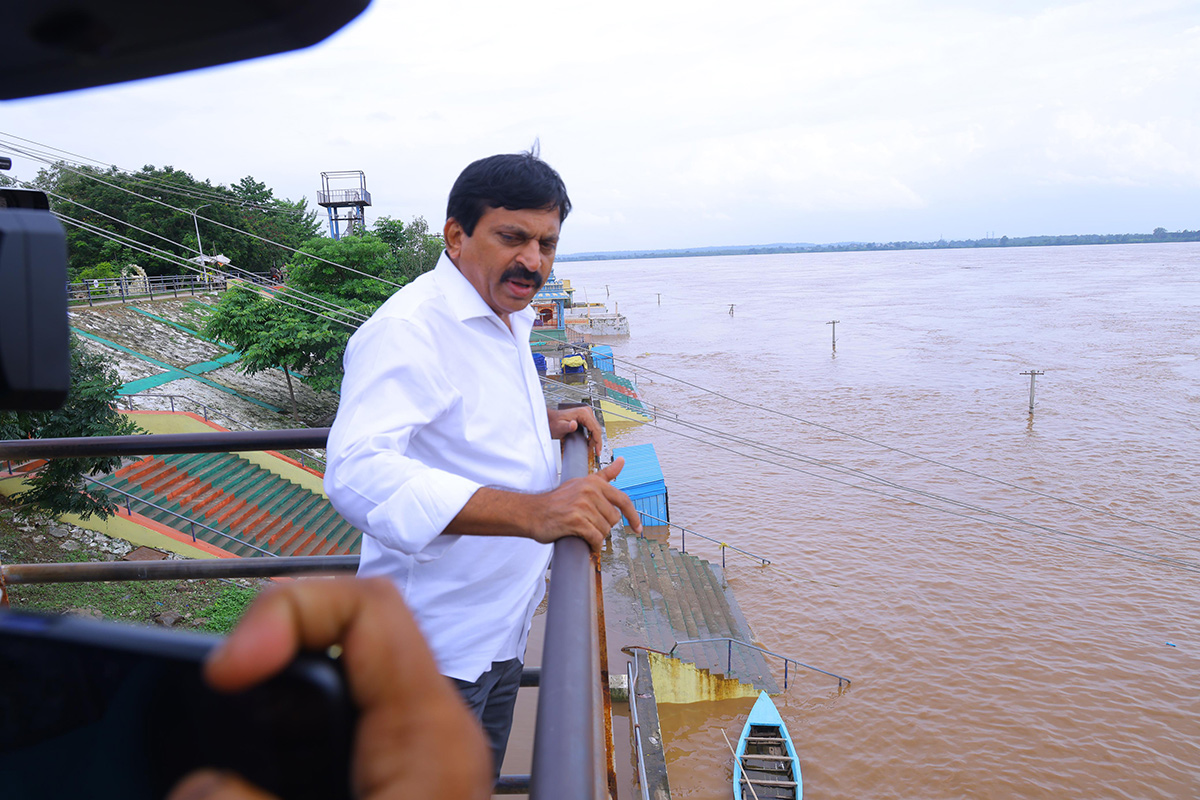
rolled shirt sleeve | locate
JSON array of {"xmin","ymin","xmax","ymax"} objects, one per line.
[{"xmin": 325, "ymin": 314, "xmax": 479, "ymax": 560}]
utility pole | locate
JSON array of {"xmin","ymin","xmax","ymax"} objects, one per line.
[
  {"xmin": 826, "ymin": 320, "xmax": 839, "ymax": 350},
  {"xmin": 1020, "ymin": 370, "xmax": 1044, "ymax": 414},
  {"xmin": 191, "ymin": 204, "xmax": 212, "ymax": 281},
  {"xmin": 728, "ymin": 304, "xmax": 735, "ymax": 316}
]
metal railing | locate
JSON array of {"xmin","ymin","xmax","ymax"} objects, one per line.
[
  {"xmin": 634, "ymin": 509, "xmax": 772, "ymax": 568},
  {"xmin": 1, "ymin": 555, "xmax": 359, "ymax": 586},
  {"xmin": 530, "ymin": 430, "xmax": 601, "ymax": 799},
  {"xmin": 81, "ymin": 473, "xmax": 278, "ymax": 557},
  {"xmin": 626, "ymin": 659, "xmax": 652, "ymax": 800},
  {"xmin": 0, "ymin": 426, "xmax": 607, "ymax": 799},
  {"xmin": 120, "ymin": 392, "xmax": 328, "ymax": 470},
  {"xmin": 668, "ymin": 637, "xmax": 852, "ymax": 690},
  {"xmin": 67, "ymin": 273, "xmax": 230, "ymax": 306}
]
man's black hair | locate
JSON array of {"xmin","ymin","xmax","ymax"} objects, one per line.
[{"xmin": 446, "ymin": 150, "xmax": 571, "ymax": 236}]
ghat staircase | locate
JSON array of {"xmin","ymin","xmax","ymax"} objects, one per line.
[
  {"xmin": 100, "ymin": 452, "xmax": 360, "ymax": 557},
  {"xmin": 610, "ymin": 532, "xmax": 779, "ymax": 692}
]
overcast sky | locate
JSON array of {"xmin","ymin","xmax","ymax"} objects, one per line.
[{"xmin": 4, "ymin": 0, "xmax": 1199, "ymax": 254}]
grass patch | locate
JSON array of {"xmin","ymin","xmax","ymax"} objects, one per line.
[
  {"xmin": 0, "ymin": 501, "xmax": 265, "ymax": 634},
  {"xmin": 200, "ymin": 585, "xmax": 259, "ymax": 633}
]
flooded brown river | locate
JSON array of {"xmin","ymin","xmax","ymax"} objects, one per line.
[{"xmin": 558, "ymin": 243, "xmax": 1200, "ymax": 799}]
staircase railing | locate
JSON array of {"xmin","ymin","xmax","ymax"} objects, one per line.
[
  {"xmin": 635, "ymin": 509, "xmax": 772, "ymax": 568},
  {"xmin": 667, "ymin": 637, "xmax": 852, "ymax": 690},
  {"xmin": 82, "ymin": 473, "xmax": 279, "ymax": 557}
]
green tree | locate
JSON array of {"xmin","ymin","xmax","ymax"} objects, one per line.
[
  {"xmin": 31, "ymin": 162, "xmax": 321, "ymax": 281},
  {"xmin": 203, "ymin": 282, "xmax": 347, "ymax": 421},
  {"xmin": 204, "ymin": 219, "xmax": 440, "ymax": 416},
  {"xmin": 0, "ymin": 335, "xmax": 141, "ymax": 520},
  {"xmin": 371, "ymin": 216, "xmax": 444, "ymax": 282}
]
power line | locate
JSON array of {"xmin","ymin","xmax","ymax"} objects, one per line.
[
  {"xmin": 1, "ymin": 140, "xmax": 401, "ymax": 289},
  {"xmin": 56, "ymin": 215, "xmax": 366, "ymax": 329},
  {"xmin": 28, "ymin": 178, "xmax": 370, "ymax": 326},
  {"xmin": 12, "ymin": 133, "xmax": 1192, "ymax": 564},
  {"xmin": 592, "ymin": 349, "xmax": 1200, "ymax": 547},
  {"xmin": 0, "ymin": 131, "xmax": 309, "ymax": 216},
  {"xmin": 540, "ymin": 379, "xmax": 1200, "ymax": 574}
]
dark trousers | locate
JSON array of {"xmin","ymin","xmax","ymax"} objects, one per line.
[{"xmin": 451, "ymin": 658, "xmax": 523, "ymax": 780}]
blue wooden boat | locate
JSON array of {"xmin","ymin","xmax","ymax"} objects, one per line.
[{"xmin": 733, "ymin": 691, "xmax": 802, "ymax": 800}]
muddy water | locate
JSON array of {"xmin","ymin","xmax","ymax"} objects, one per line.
[{"xmin": 558, "ymin": 243, "xmax": 1200, "ymax": 799}]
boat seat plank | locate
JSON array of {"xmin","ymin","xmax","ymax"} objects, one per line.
[
  {"xmin": 741, "ymin": 754, "xmax": 793, "ymax": 762},
  {"xmin": 741, "ymin": 777, "xmax": 798, "ymax": 788}
]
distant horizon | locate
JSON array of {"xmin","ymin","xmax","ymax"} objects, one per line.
[{"xmin": 558, "ymin": 226, "xmax": 1199, "ymax": 261}]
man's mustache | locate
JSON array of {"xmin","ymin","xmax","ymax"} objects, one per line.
[{"xmin": 500, "ymin": 266, "xmax": 545, "ymax": 291}]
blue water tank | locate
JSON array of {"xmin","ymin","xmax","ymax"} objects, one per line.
[
  {"xmin": 612, "ymin": 443, "xmax": 669, "ymax": 528},
  {"xmin": 592, "ymin": 345, "xmax": 613, "ymax": 371}
]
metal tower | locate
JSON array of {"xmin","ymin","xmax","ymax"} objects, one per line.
[{"xmin": 316, "ymin": 170, "xmax": 371, "ymax": 240}]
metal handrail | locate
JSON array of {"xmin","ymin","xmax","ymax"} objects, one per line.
[
  {"xmin": 2, "ymin": 556, "xmax": 359, "ymax": 585},
  {"xmin": 121, "ymin": 393, "xmax": 328, "ymax": 470},
  {"xmin": 530, "ymin": 428, "xmax": 600, "ymax": 800},
  {"xmin": 634, "ymin": 509, "xmax": 771, "ymax": 568},
  {"xmin": 667, "ymin": 637, "xmax": 852, "ymax": 690},
  {"xmin": 67, "ymin": 273, "xmax": 229, "ymax": 306},
  {"xmin": 0, "ymin": 429, "xmax": 330, "ymax": 461},
  {"xmin": 626, "ymin": 659, "xmax": 652, "ymax": 800},
  {"xmin": 2, "ymin": 425, "xmax": 608, "ymax": 798}
]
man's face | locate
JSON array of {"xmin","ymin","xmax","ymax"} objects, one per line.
[{"xmin": 444, "ymin": 205, "xmax": 561, "ymax": 324}]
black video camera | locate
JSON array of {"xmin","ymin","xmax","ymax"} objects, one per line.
[{"xmin": 0, "ymin": 156, "xmax": 70, "ymax": 411}]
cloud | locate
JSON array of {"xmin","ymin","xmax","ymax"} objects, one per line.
[{"xmin": 3, "ymin": 0, "xmax": 1200, "ymax": 252}]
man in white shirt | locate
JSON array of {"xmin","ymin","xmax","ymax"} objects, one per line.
[{"xmin": 324, "ymin": 151, "xmax": 640, "ymax": 778}]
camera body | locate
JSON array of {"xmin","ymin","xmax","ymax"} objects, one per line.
[
  {"xmin": 0, "ymin": 185, "xmax": 70, "ymax": 411},
  {"xmin": 0, "ymin": 610, "xmax": 356, "ymax": 799}
]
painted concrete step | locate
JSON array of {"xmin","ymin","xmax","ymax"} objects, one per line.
[{"xmin": 619, "ymin": 534, "xmax": 779, "ymax": 692}]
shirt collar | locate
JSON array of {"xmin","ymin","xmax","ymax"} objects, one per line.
[{"xmin": 432, "ymin": 250, "xmax": 536, "ymax": 334}]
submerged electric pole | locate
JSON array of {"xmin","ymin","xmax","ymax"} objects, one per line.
[
  {"xmin": 1020, "ymin": 369, "xmax": 1044, "ymax": 414},
  {"xmin": 827, "ymin": 319, "xmax": 839, "ymax": 350}
]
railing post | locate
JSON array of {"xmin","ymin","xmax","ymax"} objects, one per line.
[
  {"xmin": 531, "ymin": 427, "xmax": 598, "ymax": 800},
  {"xmin": 784, "ymin": 660, "xmax": 789, "ymax": 690},
  {"xmin": 727, "ymin": 639, "xmax": 733, "ymax": 673}
]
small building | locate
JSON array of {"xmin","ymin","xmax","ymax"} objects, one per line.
[
  {"xmin": 531, "ymin": 270, "xmax": 570, "ymax": 329},
  {"xmin": 611, "ymin": 443, "xmax": 669, "ymax": 529}
]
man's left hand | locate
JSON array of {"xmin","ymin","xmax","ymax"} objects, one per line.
[{"xmin": 547, "ymin": 406, "xmax": 603, "ymax": 460}]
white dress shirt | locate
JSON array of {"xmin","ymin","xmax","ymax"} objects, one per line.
[{"xmin": 324, "ymin": 252, "xmax": 558, "ymax": 681}]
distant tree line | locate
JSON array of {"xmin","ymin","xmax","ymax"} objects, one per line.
[
  {"xmin": 29, "ymin": 162, "xmax": 323, "ymax": 281},
  {"xmin": 558, "ymin": 227, "xmax": 1200, "ymax": 262}
]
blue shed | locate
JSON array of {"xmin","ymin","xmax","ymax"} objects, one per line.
[
  {"xmin": 591, "ymin": 344, "xmax": 613, "ymax": 371},
  {"xmin": 611, "ymin": 443, "xmax": 669, "ymax": 529}
]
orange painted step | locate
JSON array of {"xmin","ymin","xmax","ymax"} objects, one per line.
[
  {"xmin": 266, "ymin": 521, "xmax": 295, "ymax": 547},
  {"xmin": 214, "ymin": 499, "xmax": 248, "ymax": 525},
  {"xmin": 203, "ymin": 493, "xmax": 238, "ymax": 519}
]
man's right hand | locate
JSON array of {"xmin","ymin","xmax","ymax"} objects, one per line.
[
  {"xmin": 448, "ymin": 457, "xmax": 642, "ymax": 548},
  {"xmin": 526, "ymin": 458, "xmax": 643, "ymax": 548}
]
